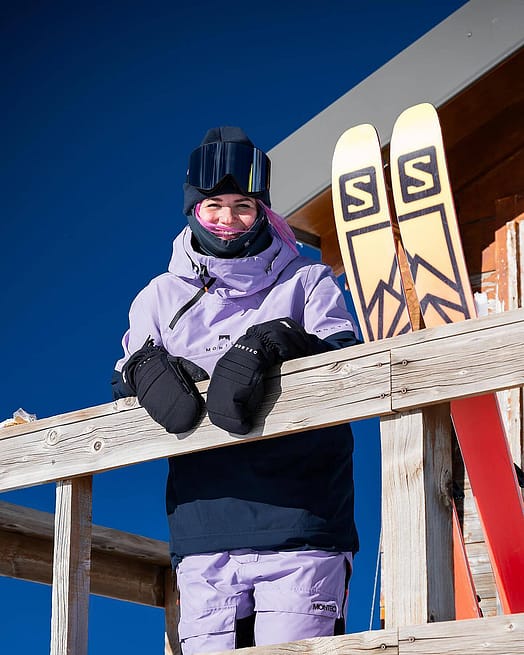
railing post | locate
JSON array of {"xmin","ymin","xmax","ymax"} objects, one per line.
[
  {"xmin": 164, "ymin": 568, "xmax": 181, "ymax": 655},
  {"xmin": 380, "ymin": 404, "xmax": 454, "ymax": 627},
  {"xmin": 50, "ymin": 476, "xmax": 92, "ymax": 655}
]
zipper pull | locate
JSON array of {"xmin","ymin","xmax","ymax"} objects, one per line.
[{"xmin": 199, "ymin": 265, "xmax": 210, "ymax": 291}]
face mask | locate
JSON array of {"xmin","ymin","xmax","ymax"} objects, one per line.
[{"xmin": 187, "ymin": 206, "xmax": 272, "ymax": 258}]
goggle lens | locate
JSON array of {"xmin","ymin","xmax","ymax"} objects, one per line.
[{"xmin": 187, "ymin": 142, "xmax": 270, "ymax": 194}]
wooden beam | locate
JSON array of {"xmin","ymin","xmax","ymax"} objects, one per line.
[
  {"xmin": 210, "ymin": 625, "xmax": 399, "ymax": 655},
  {"xmin": 380, "ymin": 405, "xmax": 454, "ymax": 628},
  {"xmin": 447, "ymin": 101, "xmax": 524, "ymax": 195},
  {"xmin": 50, "ymin": 477, "xmax": 92, "ymax": 655},
  {"xmin": 0, "ymin": 344, "xmax": 392, "ymax": 492},
  {"xmin": 0, "ymin": 531, "xmax": 53, "ymax": 586},
  {"xmin": 494, "ymin": 197, "xmax": 524, "ymax": 468},
  {"xmin": 205, "ymin": 612, "xmax": 523, "ymax": 655},
  {"xmin": 164, "ymin": 569, "xmax": 181, "ymax": 655},
  {"xmin": 1, "ymin": 307, "xmax": 523, "ymax": 492},
  {"xmin": 397, "ymin": 612, "xmax": 523, "ymax": 655},
  {"xmin": 438, "ymin": 48, "xmax": 524, "ymax": 154},
  {"xmin": 0, "ymin": 500, "xmax": 170, "ymax": 606},
  {"xmin": 389, "ymin": 307, "xmax": 524, "ymax": 410},
  {"xmin": 291, "ymin": 225, "xmax": 321, "ymax": 249}
]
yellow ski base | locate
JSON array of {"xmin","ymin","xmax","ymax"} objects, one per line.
[
  {"xmin": 332, "ymin": 123, "xmax": 410, "ymax": 342},
  {"xmin": 390, "ymin": 102, "xmax": 477, "ymax": 324}
]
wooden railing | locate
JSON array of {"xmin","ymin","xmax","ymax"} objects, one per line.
[{"xmin": 1, "ymin": 307, "xmax": 524, "ymax": 654}]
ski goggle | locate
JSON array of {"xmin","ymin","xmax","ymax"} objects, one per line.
[{"xmin": 186, "ymin": 142, "xmax": 271, "ymax": 194}]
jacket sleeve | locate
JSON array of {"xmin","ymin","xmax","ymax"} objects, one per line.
[
  {"xmin": 111, "ymin": 369, "xmax": 135, "ymax": 400},
  {"xmin": 302, "ymin": 264, "xmax": 362, "ymax": 350},
  {"xmin": 323, "ymin": 330, "xmax": 362, "ymax": 350},
  {"xmin": 113, "ymin": 283, "xmax": 164, "ymax": 375}
]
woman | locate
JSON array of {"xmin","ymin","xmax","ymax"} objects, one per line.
[{"xmin": 112, "ymin": 127, "xmax": 360, "ymax": 654}]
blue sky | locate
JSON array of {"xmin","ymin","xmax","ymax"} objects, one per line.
[{"xmin": 1, "ymin": 1, "xmax": 468, "ymax": 651}]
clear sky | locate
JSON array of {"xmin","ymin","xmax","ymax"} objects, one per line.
[{"xmin": 1, "ymin": 1, "xmax": 468, "ymax": 652}]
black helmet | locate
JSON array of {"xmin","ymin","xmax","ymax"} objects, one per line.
[{"xmin": 183, "ymin": 126, "xmax": 271, "ymax": 216}]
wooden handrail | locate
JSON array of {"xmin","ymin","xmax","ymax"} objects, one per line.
[{"xmin": 1, "ymin": 307, "xmax": 523, "ymax": 494}]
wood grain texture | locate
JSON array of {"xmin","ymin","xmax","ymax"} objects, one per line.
[
  {"xmin": 398, "ymin": 612, "xmax": 523, "ymax": 655},
  {"xmin": 50, "ymin": 477, "xmax": 92, "ymax": 655},
  {"xmin": 164, "ymin": 569, "xmax": 182, "ymax": 655},
  {"xmin": 380, "ymin": 406, "xmax": 454, "ymax": 628},
  {"xmin": 1, "ymin": 308, "xmax": 523, "ymax": 493},
  {"xmin": 390, "ymin": 308, "xmax": 524, "ymax": 410},
  {"xmin": 207, "ymin": 613, "xmax": 523, "ymax": 655},
  {"xmin": 208, "ymin": 627, "xmax": 398, "ymax": 655},
  {"xmin": 0, "ymin": 500, "xmax": 169, "ymax": 606}
]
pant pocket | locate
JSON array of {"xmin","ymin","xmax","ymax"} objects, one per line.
[
  {"xmin": 178, "ymin": 604, "xmax": 237, "ymax": 641},
  {"xmin": 253, "ymin": 590, "xmax": 340, "ymax": 645}
]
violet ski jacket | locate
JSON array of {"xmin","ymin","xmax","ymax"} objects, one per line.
[{"xmin": 113, "ymin": 226, "xmax": 360, "ymax": 566}]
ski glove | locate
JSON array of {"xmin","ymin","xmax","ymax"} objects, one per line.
[
  {"xmin": 206, "ymin": 318, "xmax": 333, "ymax": 434},
  {"xmin": 122, "ymin": 339, "xmax": 208, "ymax": 434}
]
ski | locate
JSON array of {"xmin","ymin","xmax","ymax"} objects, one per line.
[
  {"xmin": 332, "ymin": 119, "xmax": 481, "ymax": 619},
  {"xmin": 331, "ymin": 122, "xmax": 411, "ymax": 342},
  {"xmin": 389, "ymin": 102, "xmax": 524, "ymax": 614}
]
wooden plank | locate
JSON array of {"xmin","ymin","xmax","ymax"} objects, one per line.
[
  {"xmin": 398, "ymin": 612, "xmax": 523, "ymax": 655},
  {"xmin": 164, "ymin": 569, "xmax": 181, "ymax": 655},
  {"xmin": 454, "ymin": 147, "xmax": 524, "ymax": 225},
  {"xmin": 0, "ymin": 500, "xmax": 169, "ymax": 606},
  {"xmin": 477, "ymin": 597, "xmax": 498, "ymax": 619},
  {"xmin": 50, "ymin": 477, "xmax": 92, "ymax": 655},
  {"xmin": 461, "ymin": 215, "xmax": 499, "ymax": 280},
  {"xmin": 0, "ymin": 530, "xmax": 168, "ymax": 607},
  {"xmin": 461, "ymin": 488, "xmax": 487, "ymax": 545},
  {"xmin": 1, "ymin": 308, "xmax": 523, "ymax": 493},
  {"xmin": 464, "ymin": 542, "xmax": 497, "ymax": 611},
  {"xmin": 494, "ymin": 204, "xmax": 524, "ymax": 468},
  {"xmin": 380, "ymin": 406, "xmax": 454, "ymax": 628},
  {"xmin": 90, "ymin": 550, "xmax": 165, "ymax": 607},
  {"xmin": 452, "ymin": 505, "xmax": 482, "ymax": 620},
  {"xmin": 447, "ymin": 100, "xmax": 524, "ymax": 195},
  {"xmin": 0, "ymin": 344, "xmax": 392, "ymax": 492},
  {"xmin": 438, "ymin": 47, "xmax": 524, "ymax": 153},
  {"xmin": 0, "ymin": 531, "xmax": 53, "ymax": 585},
  {"xmin": 207, "ymin": 613, "xmax": 523, "ymax": 655},
  {"xmin": 453, "ymin": 459, "xmax": 498, "ymax": 618},
  {"xmin": 207, "ymin": 627, "xmax": 399, "ymax": 655},
  {"xmin": 390, "ymin": 308, "xmax": 524, "ymax": 410},
  {"xmin": 0, "ymin": 501, "xmax": 168, "ymax": 561}
]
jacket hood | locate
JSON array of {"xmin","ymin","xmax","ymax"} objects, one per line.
[{"xmin": 168, "ymin": 226, "xmax": 298, "ymax": 298}]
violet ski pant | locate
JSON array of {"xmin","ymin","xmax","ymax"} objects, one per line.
[{"xmin": 176, "ymin": 549, "xmax": 352, "ymax": 655}]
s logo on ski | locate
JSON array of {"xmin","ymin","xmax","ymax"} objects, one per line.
[
  {"xmin": 338, "ymin": 166, "xmax": 379, "ymax": 220},
  {"xmin": 398, "ymin": 146, "xmax": 441, "ymax": 203}
]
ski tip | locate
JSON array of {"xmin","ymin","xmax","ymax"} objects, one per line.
[
  {"xmin": 393, "ymin": 102, "xmax": 438, "ymax": 126},
  {"xmin": 390, "ymin": 103, "xmax": 442, "ymax": 149},
  {"xmin": 334, "ymin": 123, "xmax": 379, "ymax": 151},
  {"xmin": 335, "ymin": 122, "xmax": 376, "ymax": 140}
]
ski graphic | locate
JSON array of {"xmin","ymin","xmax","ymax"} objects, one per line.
[
  {"xmin": 390, "ymin": 102, "xmax": 524, "ymax": 614},
  {"xmin": 332, "ymin": 119, "xmax": 481, "ymax": 619}
]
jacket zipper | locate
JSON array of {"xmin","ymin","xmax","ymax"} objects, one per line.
[{"xmin": 169, "ymin": 266, "xmax": 216, "ymax": 330}]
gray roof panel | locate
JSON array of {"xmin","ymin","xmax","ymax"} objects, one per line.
[{"xmin": 269, "ymin": 0, "xmax": 524, "ymax": 217}]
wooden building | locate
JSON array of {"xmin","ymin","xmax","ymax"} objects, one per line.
[{"xmin": 1, "ymin": 1, "xmax": 523, "ymax": 653}]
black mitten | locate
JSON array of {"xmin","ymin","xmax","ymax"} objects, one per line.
[
  {"xmin": 123, "ymin": 339, "xmax": 208, "ymax": 434},
  {"xmin": 206, "ymin": 318, "xmax": 331, "ymax": 434}
]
